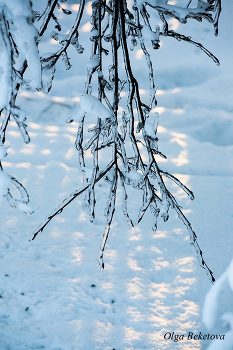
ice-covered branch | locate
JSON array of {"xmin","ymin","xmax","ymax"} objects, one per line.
[
  {"xmin": 31, "ymin": 160, "xmax": 116, "ymax": 241},
  {"xmin": 29, "ymin": 0, "xmax": 220, "ymax": 281},
  {"xmin": 0, "ymin": 0, "xmax": 221, "ymax": 279},
  {"xmin": 0, "ymin": 0, "xmax": 42, "ymax": 213}
]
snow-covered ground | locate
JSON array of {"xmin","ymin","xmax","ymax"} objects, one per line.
[{"xmin": 0, "ymin": 1, "xmax": 232, "ymax": 349}]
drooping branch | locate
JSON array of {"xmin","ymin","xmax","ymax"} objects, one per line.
[
  {"xmin": 163, "ymin": 30, "xmax": 220, "ymax": 66},
  {"xmin": 6, "ymin": 0, "xmax": 219, "ymax": 282},
  {"xmin": 41, "ymin": 0, "xmax": 86, "ymax": 70},
  {"xmin": 31, "ymin": 160, "xmax": 116, "ymax": 241},
  {"xmin": 39, "ymin": 0, "xmax": 59, "ymax": 37}
]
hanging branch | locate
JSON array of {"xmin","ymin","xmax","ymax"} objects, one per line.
[
  {"xmin": 31, "ymin": 160, "xmax": 116, "ymax": 240},
  {"xmin": 0, "ymin": 0, "xmax": 67, "ymax": 211},
  {"xmin": 163, "ymin": 30, "xmax": 220, "ymax": 66},
  {"xmin": 0, "ymin": 0, "xmax": 222, "ymax": 280},
  {"xmin": 29, "ymin": 0, "xmax": 221, "ymax": 282},
  {"xmin": 41, "ymin": 0, "xmax": 86, "ymax": 71},
  {"xmin": 39, "ymin": 0, "xmax": 59, "ymax": 36}
]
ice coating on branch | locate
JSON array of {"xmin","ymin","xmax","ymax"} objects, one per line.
[
  {"xmin": 12, "ymin": 21, "xmax": 41, "ymax": 90},
  {"xmin": 136, "ymin": 0, "xmax": 167, "ymax": 11},
  {"xmin": 141, "ymin": 25, "xmax": 159, "ymax": 41},
  {"xmin": 80, "ymin": 94, "xmax": 112, "ymax": 119},
  {"xmin": 11, "ymin": 107, "xmax": 28, "ymax": 122},
  {"xmin": 50, "ymin": 32, "xmax": 68, "ymax": 45},
  {"xmin": 136, "ymin": 0, "xmax": 216, "ymax": 24},
  {"xmin": 0, "ymin": 0, "xmax": 42, "ymax": 92},
  {"xmin": 144, "ymin": 113, "xmax": 159, "ymax": 138},
  {"xmin": 83, "ymin": 167, "xmax": 93, "ymax": 181},
  {"xmin": 0, "ymin": 0, "xmax": 31, "ymax": 17},
  {"xmin": 86, "ymin": 54, "xmax": 100, "ymax": 69},
  {"xmin": 127, "ymin": 169, "xmax": 142, "ymax": 182},
  {"xmin": 160, "ymin": 197, "xmax": 169, "ymax": 221},
  {"xmin": 90, "ymin": 29, "xmax": 98, "ymax": 38},
  {"xmin": 124, "ymin": 169, "xmax": 143, "ymax": 188},
  {"xmin": 0, "ymin": 170, "xmax": 11, "ymax": 199},
  {"xmin": 14, "ymin": 200, "xmax": 34, "ymax": 214},
  {"xmin": 0, "ymin": 36, "xmax": 11, "ymax": 109},
  {"xmin": 144, "ymin": 122, "xmax": 155, "ymax": 138}
]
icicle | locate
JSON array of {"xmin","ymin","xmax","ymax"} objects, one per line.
[
  {"xmin": 119, "ymin": 172, "xmax": 134, "ymax": 227},
  {"xmin": 150, "ymin": 202, "xmax": 160, "ymax": 232},
  {"xmin": 45, "ymin": 66, "xmax": 56, "ymax": 94},
  {"xmin": 61, "ymin": 51, "xmax": 71, "ymax": 70}
]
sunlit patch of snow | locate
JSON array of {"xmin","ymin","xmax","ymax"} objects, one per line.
[
  {"xmin": 52, "ymin": 96, "xmax": 65, "ymax": 103},
  {"xmin": 170, "ymin": 136, "xmax": 187, "ymax": 148},
  {"xmin": 41, "ymin": 149, "xmax": 51, "ymax": 155},
  {"xmin": 28, "ymin": 122, "xmax": 41, "ymax": 129},
  {"xmin": 1, "ymin": 161, "xmax": 12, "ymax": 167},
  {"xmin": 65, "ymin": 148, "xmax": 75, "ymax": 160},
  {"xmin": 129, "ymin": 235, "xmax": 141, "ymax": 241},
  {"xmin": 120, "ymin": 91, "xmax": 127, "ymax": 97},
  {"xmin": 153, "ymin": 258, "xmax": 170, "ymax": 271},
  {"xmin": 136, "ymin": 49, "xmax": 144, "ymax": 60},
  {"xmin": 172, "ymin": 108, "xmax": 185, "ymax": 115},
  {"xmin": 72, "ymin": 97, "xmax": 80, "ymax": 102},
  {"xmin": 171, "ymin": 88, "xmax": 181, "ymax": 93},
  {"xmin": 7, "ymin": 130, "xmax": 21, "ymax": 138},
  {"xmin": 71, "ymin": 4, "xmax": 80, "ymax": 12},
  {"xmin": 45, "ymin": 132, "xmax": 57, "ymax": 137},
  {"xmin": 171, "ymin": 150, "xmax": 189, "ymax": 166},
  {"xmin": 173, "ymin": 174, "xmax": 190, "ymax": 187},
  {"xmin": 151, "ymin": 106, "xmax": 166, "ymax": 114},
  {"xmin": 65, "ymin": 134, "xmax": 76, "ymax": 143},
  {"xmin": 139, "ymin": 89, "xmax": 146, "ymax": 95},
  {"xmin": 173, "ymin": 257, "xmax": 195, "ymax": 273},
  {"xmin": 20, "ymin": 147, "xmax": 34, "ymax": 155},
  {"xmin": 86, "ymin": 1, "xmax": 92, "ymax": 15},
  {"xmin": 153, "ymin": 230, "xmax": 169, "ymax": 238},
  {"xmin": 157, "ymin": 125, "xmax": 167, "ymax": 133},
  {"xmin": 50, "ymin": 38, "xmax": 59, "ymax": 45},
  {"xmin": 157, "ymin": 89, "xmax": 165, "ymax": 95},
  {"xmin": 19, "ymin": 91, "xmax": 32, "ymax": 98},
  {"xmin": 65, "ymin": 127, "xmax": 76, "ymax": 134},
  {"xmin": 46, "ymin": 125, "xmax": 60, "ymax": 132},
  {"xmin": 81, "ymin": 22, "xmax": 92, "ymax": 32},
  {"xmin": 15, "ymin": 162, "xmax": 31, "ymax": 169},
  {"xmin": 168, "ymin": 17, "xmax": 180, "ymax": 31}
]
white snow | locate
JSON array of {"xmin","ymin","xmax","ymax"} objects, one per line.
[
  {"xmin": 0, "ymin": 0, "xmax": 42, "ymax": 92},
  {"xmin": 144, "ymin": 113, "xmax": 159, "ymax": 138},
  {"xmin": 205, "ymin": 313, "xmax": 233, "ymax": 350},
  {"xmin": 0, "ymin": 41, "xmax": 12, "ymax": 109},
  {"xmin": 14, "ymin": 200, "xmax": 34, "ymax": 214},
  {"xmin": 0, "ymin": 1, "xmax": 232, "ymax": 349},
  {"xmin": 203, "ymin": 268, "xmax": 229, "ymax": 329},
  {"xmin": 141, "ymin": 25, "xmax": 159, "ymax": 42},
  {"xmin": 80, "ymin": 93, "xmax": 112, "ymax": 119}
]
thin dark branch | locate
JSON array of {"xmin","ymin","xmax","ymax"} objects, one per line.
[{"xmin": 31, "ymin": 160, "xmax": 115, "ymax": 241}]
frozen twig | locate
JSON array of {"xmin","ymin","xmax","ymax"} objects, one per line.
[
  {"xmin": 0, "ymin": 0, "xmax": 220, "ymax": 280},
  {"xmin": 31, "ymin": 160, "xmax": 116, "ymax": 241}
]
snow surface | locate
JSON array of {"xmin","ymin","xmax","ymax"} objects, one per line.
[{"xmin": 0, "ymin": 1, "xmax": 232, "ymax": 349}]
